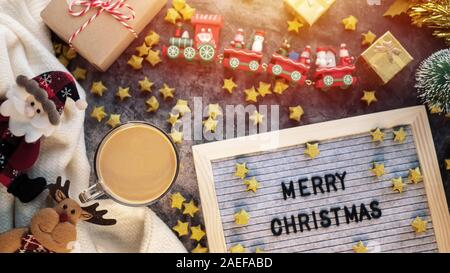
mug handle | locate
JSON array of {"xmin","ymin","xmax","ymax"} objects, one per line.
[{"xmin": 79, "ymin": 183, "xmax": 105, "ymax": 203}]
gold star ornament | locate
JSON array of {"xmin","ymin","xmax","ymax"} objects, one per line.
[
  {"xmin": 172, "ymin": 220, "xmax": 189, "ymax": 237},
  {"xmin": 352, "ymin": 241, "xmax": 368, "ymax": 253},
  {"xmin": 244, "ymin": 177, "xmax": 260, "ymax": 193},
  {"xmin": 90, "ymin": 106, "xmax": 107, "ymax": 122},
  {"xmin": 173, "ymin": 99, "xmax": 191, "ymax": 116},
  {"xmin": 71, "ymin": 67, "xmax": 87, "ymax": 81},
  {"xmin": 190, "ymin": 225, "xmax": 206, "ymax": 242},
  {"xmin": 146, "ymin": 96, "xmax": 160, "ymax": 112},
  {"xmin": 138, "ymin": 77, "xmax": 154, "ymax": 93},
  {"xmin": 165, "ymin": 8, "xmax": 181, "ymax": 24},
  {"xmin": 371, "ymin": 128, "xmax": 385, "ymax": 143},
  {"xmin": 167, "ymin": 113, "xmax": 180, "ymax": 126},
  {"xmin": 183, "ymin": 199, "xmax": 199, "ymax": 217},
  {"xmin": 180, "ymin": 4, "xmax": 196, "ymax": 21},
  {"xmin": 106, "ymin": 114, "xmax": 121, "ymax": 128},
  {"xmin": 116, "ymin": 87, "xmax": 131, "ymax": 101},
  {"xmin": 257, "ymin": 82, "xmax": 272, "ymax": 97},
  {"xmin": 127, "ymin": 55, "xmax": 143, "ymax": 70},
  {"xmin": 234, "ymin": 209, "xmax": 250, "ymax": 225},
  {"xmin": 273, "ymin": 80, "xmax": 289, "ymax": 95},
  {"xmin": 289, "ymin": 105, "xmax": 304, "ymax": 122},
  {"xmin": 392, "ymin": 177, "xmax": 404, "ymax": 193},
  {"xmin": 229, "ymin": 244, "xmax": 246, "ymax": 253},
  {"xmin": 170, "ymin": 129, "xmax": 183, "ymax": 144},
  {"xmin": 192, "ymin": 243, "xmax": 208, "ymax": 253},
  {"xmin": 304, "ymin": 143, "xmax": 320, "ymax": 159},
  {"xmin": 370, "ymin": 162, "xmax": 385, "ymax": 178},
  {"xmin": 244, "ymin": 86, "xmax": 260, "ymax": 103},
  {"xmin": 135, "ymin": 42, "xmax": 150, "ymax": 57},
  {"xmin": 249, "ymin": 110, "xmax": 264, "ymax": 125},
  {"xmin": 223, "ymin": 78, "xmax": 237, "ymax": 94},
  {"xmin": 342, "ymin": 15, "xmax": 358, "ymax": 31},
  {"xmin": 287, "ymin": 18, "xmax": 303, "ymax": 33},
  {"xmin": 203, "ymin": 117, "xmax": 218, "ymax": 133},
  {"xmin": 361, "ymin": 91, "xmax": 377, "ymax": 106},
  {"xmin": 362, "ymin": 31, "xmax": 377, "ymax": 46},
  {"xmin": 160, "ymin": 84, "xmax": 175, "ymax": 100},
  {"xmin": 411, "ymin": 216, "xmax": 427, "ymax": 234},
  {"xmin": 408, "ymin": 167, "xmax": 423, "ymax": 184},
  {"xmin": 170, "ymin": 192, "xmax": 185, "ymax": 210},
  {"xmin": 91, "ymin": 81, "xmax": 107, "ymax": 96},
  {"xmin": 145, "ymin": 31, "xmax": 160, "ymax": 47},
  {"xmin": 207, "ymin": 104, "xmax": 222, "ymax": 119},
  {"xmin": 235, "ymin": 163, "xmax": 249, "ymax": 179},
  {"xmin": 393, "ymin": 127, "xmax": 407, "ymax": 143}
]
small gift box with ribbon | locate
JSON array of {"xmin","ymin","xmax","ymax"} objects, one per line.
[
  {"xmin": 361, "ymin": 31, "xmax": 414, "ymax": 84},
  {"xmin": 41, "ymin": 0, "xmax": 167, "ymax": 71},
  {"xmin": 284, "ymin": 0, "xmax": 335, "ymax": 26}
]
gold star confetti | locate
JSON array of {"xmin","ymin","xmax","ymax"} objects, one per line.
[
  {"xmin": 90, "ymin": 106, "xmax": 107, "ymax": 122},
  {"xmin": 244, "ymin": 177, "xmax": 260, "ymax": 193},
  {"xmin": 446, "ymin": 159, "xmax": 450, "ymax": 170},
  {"xmin": 287, "ymin": 18, "xmax": 303, "ymax": 33},
  {"xmin": 244, "ymin": 86, "xmax": 260, "ymax": 103},
  {"xmin": 223, "ymin": 78, "xmax": 237, "ymax": 94},
  {"xmin": 173, "ymin": 99, "xmax": 191, "ymax": 116},
  {"xmin": 393, "ymin": 127, "xmax": 407, "ymax": 143},
  {"xmin": 91, "ymin": 81, "xmax": 107, "ymax": 96},
  {"xmin": 159, "ymin": 84, "xmax": 175, "ymax": 100},
  {"xmin": 190, "ymin": 225, "xmax": 206, "ymax": 242},
  {"xmin": 116, "ymin": 87, "xmax": 131, "ymax": 101},
  {"xmin": 352, "ymin": 241, "xmax": 368, "ymax": 253},
  {"xmin": 255, "ymin": 248, "xmax": 264, "ymax": 253},
  {"xmin": 411, "ymin": 216, "xmax": 427, "ymax": 234},
  {"xmin": 192, "ymin": 243, "xmax": 208, "ymax": 253},
  {"xmin": 229, "ymin": 244, "xmax": 246, "ymax": 253},
  {"xmin": 234, "ymin": 209, "xmax": 250, "ymax": 225},
  {"xmin": 207, "ymin": 104, "xmax": 222, "ymax": 119},
  {"xmin": 146, "ymin": 49, "xmax": 162, "ymax": 67},
  {"xmin": 289, "ymin": 105, "xmax": 304, "ymax": 122},
  {"xmin": 127, "ymin": 55, "xmax": 143, "ymax": 70},
  {"xmin": 135, "ymin": 42, "xmax": 150, "ymax": 57},
  {"xmin": 63, "ymin": 46, "xmax": 77, "ymax": 60},
  {"xmin": 183, "ymin": 199, "xmax": 199, "ymax": 217},
  {"xmin": 273, "ymin": 80, "xmax": 289, "ymax": 95},
  {"xmin": 342, "ymin": 15, "xmax": 358, "ymax": 31},
  {"xmin": 165, "ymin": 8, "xmax": 181, "ymax": 24},
  {"xmin": 235, "ymin": 163, "xmax": 249, "ymax": 179},
  {"xmin": 167, "ymin": 113, "xmax": 180, "ymax": 126},
  {"xmin": 203, "ymin": 116, "xmax": 218, "ymax": 132},
  {"xmin": 172, "ymin": 220, "xmax": 189, "ymax": 237},
  {"xmin": 361, "ymin": 91, "xmax": 377, "ymax": 106},
  {"xmin": 146, "ymin": 96, "xmax": 160, "ymax": 112},
  {"xmin": 304, "ymin": 143, "xmax": 320, "ymax": 159},
  {"xmin": 106, "ymin": 114, "xmax": 121, "ymax": 128},
  {"xmin": 71, "ymin": 67, "xmax": 87, "ymax": 81},
  {"xmin": 170, "ymin": 192, "xmax": 185, "ymax": 210},
  {"xmin": 371, "ymin": 128, "xmax": 385, "ymax": 143},
  {"xmin": 180, "ymin": 4, "xmax": 195, "ymax": 21},
  {"xmin": 370, "ymin": 162, "xmax": 385, "ymax": 178},
  {"xmin": 257, "ymin": 82, "xmax": 272, "ymax": 97},
  {"xmin": 249, "ymin": 110, "xmax": 264, "ymax": 125},
  {"xmin": 138, "ymin": 77, "xmax": 154, "ymax": 93},
  {"xmin": 170, "ymin": 129, "xmax": 183, "ymax": 144},
  {"xmin": 362, "ymin": 31, "xmax": 377, "ymax": 46},
  {"xmin": 408, "ymin": 167, "xmax": 423, "ymax": 184},
  {"xmin": 392, "ymin": 177, "xmax": 404, "ymax": 193},
  {"xmin": 429, "ymin": 104, "xmax": 443, "ymax": 114},
  {"xmin": 145, "ymin": 31, "xmax": 160, "ymax": 47},
  {"xmin": 172, "ymin": 0, "xmax": 186, "ymax": 12}
]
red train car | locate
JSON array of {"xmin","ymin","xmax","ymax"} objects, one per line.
[
  {"xmin": 163, "ymin": 14, "xmax": 223, "ymax": 62},
  {"xmin": 267, "ymin": 50, "xmax": 311, "ymax": 85}
]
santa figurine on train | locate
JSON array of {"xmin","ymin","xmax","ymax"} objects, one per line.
[{"xmin": 0, "ymin": 71, "xmax": 87, "ymax": 202}]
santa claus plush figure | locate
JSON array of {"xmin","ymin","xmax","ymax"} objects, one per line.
[{"xmin": 0, "ymin": 71, "xmax": 87, "ymax": 203}]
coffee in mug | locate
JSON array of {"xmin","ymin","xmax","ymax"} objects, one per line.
[{"xmin": 80, "ymin": 122, "xmax": 179, "ymax": 206}]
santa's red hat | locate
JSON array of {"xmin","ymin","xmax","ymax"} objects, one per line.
[
  {"xmin": 254, "ymin": 30, "xmax": 265, "ymax": 37},
  {"xmin": 16, "ymin": 71, "xmax": 87, "ymax": 125}
]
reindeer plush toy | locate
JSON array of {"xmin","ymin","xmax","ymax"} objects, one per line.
[{"xmin": 0, "ymin": 177, "xmax": 116, "ymax": 253}]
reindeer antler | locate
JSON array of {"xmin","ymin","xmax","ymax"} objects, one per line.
[
  {"xmin": 81, "ymin": 203, "xmax": 117, "ymax": 226},
  {"xmin": 48, "ymin": 177, "xmax": 70, "ymax": 202}
]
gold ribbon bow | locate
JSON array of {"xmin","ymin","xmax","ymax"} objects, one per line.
[{"xmin": 375, "ymin": 40, "xmax": 402, "ymax": 63}]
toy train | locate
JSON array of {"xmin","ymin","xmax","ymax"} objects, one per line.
[{"xmin": 163, "ymin": 13, "xmax": 357, "ymax": 90}]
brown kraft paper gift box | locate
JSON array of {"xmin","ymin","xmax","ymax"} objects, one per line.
[{"xmin": 41, "ymin": 0, "xmax": 167, "ymax": 71}]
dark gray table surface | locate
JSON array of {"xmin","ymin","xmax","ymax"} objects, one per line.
[{"xmin": 61, "ymin": 0, "xmax": 449, "ymax": 251}]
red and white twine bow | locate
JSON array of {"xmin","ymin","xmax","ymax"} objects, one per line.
[{"xmin": 68, "ymin": 0, "xmax": 137, "ymax": 47}]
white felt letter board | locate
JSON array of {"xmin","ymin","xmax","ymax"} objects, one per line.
[{"xmin": 193, "ymin": 106, "xmax": 450, "ymax": 253}]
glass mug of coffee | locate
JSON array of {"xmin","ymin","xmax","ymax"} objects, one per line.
[{"xmin": 79, "ymin": 122, "xmax": 179, "ymax": 206}]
